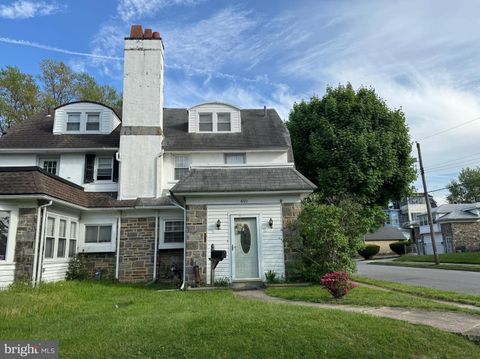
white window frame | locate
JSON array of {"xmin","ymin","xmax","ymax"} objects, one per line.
[
  {"xmin": 38, "ymin": 157, "xmax": 60, "ymax": 175},
  {"xmin": 217, "ymin": 112, "xmax": 231, "ymax": 132},
  {"xmin": 68, "ymin": 221, "xmax": 78, "ymax": 258},
  {"xmin": 43, "ymin": 213, "xmax": 77, "ymax": 262},
  {"xmin": 86, "ymin": 112, "xmax": 101, "ymax": 132},
  {"xmin": 160, "ymin": 219, "xmax": 185, "ymax": 249},
  {"xmin": 174, "ymin": 155, "xmax": 190, "ymax": 181},
  {"xmin": 224, "ymin": 153, "xmax": 246, "ymax": 165},
  {"xmin": 198, "ymin": 112, "xmax": 213, "ymax": 132},
  {"xmin": 94, "ymin": 156, "xmax": 114, "ymax": 182},
  {"xmin": 84, "ymin": 224, "xmax": 113, "ymax": 244},
  {"xmin": 66, "ymin": 112, "xmax": 81, "ymax": 132},
  {"xmin": 0, "ymin": 206, "xmax": 18, "ymax": 263}
]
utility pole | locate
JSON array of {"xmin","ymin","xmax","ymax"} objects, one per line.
[{"xmin": 416, "ymin": 141, "xmax": 440, "ymax": 265}]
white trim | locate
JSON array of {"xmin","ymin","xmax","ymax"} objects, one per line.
[
  {"xmin": 164, "ymin": 148, "xmax": 289, "ymax": 154},
  {"xmin": 94, "ymin": 155, "xmax": 114, "ymax": 182},
  {"xmin": 159, "ymin": 218, "xmax": 185, "ymax": 249},
  {"xmin": 174, "ymin": 190, "xmax": 313, "ymax": 196},
  {"xmin": 188, "ymin": 101, "xmax": 240, "ymax": 111},
  {"xmin": 0, "ymin": 205, "xmax": 19, "ymax": 263}
]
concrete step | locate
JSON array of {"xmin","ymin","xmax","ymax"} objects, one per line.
[{"xmin": 231, "ymin": 281, "xmax": 265, "ymax": 291}]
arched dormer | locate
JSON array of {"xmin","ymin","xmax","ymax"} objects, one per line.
[
  {"xmin": 53, "ymin": 101, "xmax": 121, "ymax": 135},
  {"xmin": 188, "ymin": 102, "xmax": 241, "ymax": 133}
]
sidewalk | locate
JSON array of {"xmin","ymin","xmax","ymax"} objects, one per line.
[{"xmin": 235, "ymin": 290, "xmax": 480, "ymax": 342}]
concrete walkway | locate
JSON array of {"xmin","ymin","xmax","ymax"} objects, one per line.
[{"xmin": 235, "ymin": 290, "xmax": 480, "ymax": 342}]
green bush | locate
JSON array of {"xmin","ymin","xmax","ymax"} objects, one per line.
[
  {"xmin": 357, "ymin": 244, "xmax": 380, "ymax": 260},
  {"xmin": 390, "ymin": 241, "xmax": 412, "ymax": 255},
  {"xmin": 66, "ymin": 255, "xmax": 88, "ymax": 280},
  {"xmin": 265, "ymin": 270, "xmax": 278, "ymax": 284}
]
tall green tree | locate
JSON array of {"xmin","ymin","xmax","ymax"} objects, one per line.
[
  {"xmin": 0, "ymin": 66, "xmax": 39, "ymax": 132},
  {"xmin": 75, "ymin": 73, "xmax": 122, "ymax": 109},
  {"xmin": 447, "ymin": 167, "xmax": 480, "ymax": 203},
  {"xmin": 38, "ymin": 59, "xmax": 78, "ymax": 108},
  {"xmin": 287, "ymin": 83, "xmax": 416, "ymax": 206}
]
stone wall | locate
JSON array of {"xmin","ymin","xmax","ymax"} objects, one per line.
[
  {"xmin": 118, "ymin": 217, "xmax": 156, "ymax": 283},
  {"xmin": 184, "ymin": 205, "xmax": 207, "ymax": 285},
  {"xmin": 282, "ymin": 202, "xmax": 302, "ymax": 279},
  {"xmin": 79, "ymin": 252, "xmax": 116, "ymax": 279},
  {"xmin": 157, "ymin": 249, "xmax": 183, "ymax": 281},
  {"xmin": 444, "ymin": 222, "xmax": 480, "ymax": 252},
  {"xmin": 14, "ymin": 208, "xmax": 37, "ymax": 282}
]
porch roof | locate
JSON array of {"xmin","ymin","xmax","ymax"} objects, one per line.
[{"xmin": 170, "ymin": 166, "xmax": 316, "ymax": 194}]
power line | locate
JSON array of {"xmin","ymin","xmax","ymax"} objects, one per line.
[
  {"xmin": 425, "ymin": 157, "xmax": 480, "ymax": 173},
  {"xmin": 416, "ymin": 116, "xmax": 480, "ymax": 141},
  {"xmin": 426, "ymin": 151, "xmax": 480, "ymax": 170}
]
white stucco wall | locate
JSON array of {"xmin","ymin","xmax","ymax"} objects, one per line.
[{"xmin": 0, "ymin": 154, "xmax": 37, "ymax": 166}]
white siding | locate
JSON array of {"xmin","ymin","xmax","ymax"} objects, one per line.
[
  {"xmin": 41, "ymin": 261, "xmax": 69, "ymax": 282},
  {"xmin": 188, "ymin": 103, "xmax": 241, "ymax": 133},
  {"xmin": 53, "ymin": 102, "xmax": 120, "ymax": 135},
  {"xmin": 0, "ymin": 264, "xmax": 15, "ymax": 289},
  {"xmin": 206, "ymin": 203, "xmax": 284, "ymax": 284}
]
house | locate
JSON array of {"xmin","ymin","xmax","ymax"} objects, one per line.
[
  {"xmin": 0, "ymin": 25, "xmax": 316, "ymax": 288},
  {"xmin": 435, "ymin": 203, "xmax": 480, "ymax": 253},
  {"xmin": 364, "ymin": 226, "xmax": 408, "ymax": 254}
]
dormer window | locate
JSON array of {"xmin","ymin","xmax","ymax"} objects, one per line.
[
  {"xmin": 217, "ymin": 113, "xmax": 231, "ymax": 131},
  {"xmin": 86, "ymin": 113, "xmax": 100, "ymax": 131},
  {"xmin": 67, "ymin": 113, "xmax": 81, "ymax": 131},
  {"xmin": 199, "ymin": 113, "xmax": 213, "ymax": 132},
  {"xmin": 225, "ymin": 153, "xmax": 246, "ymax": 164}
]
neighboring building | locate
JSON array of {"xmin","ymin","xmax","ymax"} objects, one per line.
[
  {"xmin": 364, "ymin": 226, "xmax": 407, "ymax": 254},
  {"xmin": 436, "ymin": 203, "xmax": 480, "ymax": 253},
  {"xmin": 399, "ymin": 193, "xmax": 436, "ymax": 228},
  {"xmin": 0, "ymin": 25, "xmax": 316, "ymax": 288}
]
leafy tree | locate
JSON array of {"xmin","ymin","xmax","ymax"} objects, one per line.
[
  {"xmin": 38, "ymin": 59, "xmax": 78, "ymax": 108},
  {"xmin": 0, "ymin": 66, "xmax": 39, "ymax": 132},
  {"xmin": 447, "ymin": 167, "xmax": 480, "ymax": 203},
  {"xmin": 75, "ymin": 73, "xmax": 122, "ymax": 109},
  {"xmin": 287, "ymin": 83, "xmax": 416, "ymax": 207},
  {"xmin": 285, "ymin": 194, "xmax": 384, "ymax": 281}
]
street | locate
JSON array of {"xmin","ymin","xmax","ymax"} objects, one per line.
[{"xmin": 356, "ymin": 260, "xmax": 480, "ymax": 295}]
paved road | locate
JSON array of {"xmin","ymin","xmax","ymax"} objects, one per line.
[{"xmin": 356, "ymin": 260, "xmax": 480, "ymax": 295}]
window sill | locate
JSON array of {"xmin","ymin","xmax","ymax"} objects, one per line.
[{"xmin": 159, "ymin": 243, "xmax": 184, "ymax": 250}]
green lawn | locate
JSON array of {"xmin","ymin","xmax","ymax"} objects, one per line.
[
  {"xmin": 395, "ymin": 252, "xmax": 480, "ymax": 264},
  {"xmin": 353, "ymin": 276, "xmax": 480, "ymax": 307},
  {"xmin": 1, "ymin": 281, "xmax": 479, "ymax": 358},
  {"xmin": 265, "ymin": 285, "xmax": 480, "ymax": 314}
]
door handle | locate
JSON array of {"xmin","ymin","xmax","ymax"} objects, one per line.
[{"xmin": 231, "ymin": 244, "xmax": 235, "ymax": 251}]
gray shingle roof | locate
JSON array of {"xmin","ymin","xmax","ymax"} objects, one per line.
[
  {"xmin": 171, "ymin": 167, "xmax": 316, "ymax": 194},
  {"xmin": 365, "ymin": 226, "xmax": 408, "ymax": 241},
  {"xmin": 0, "ymin": 107, "xmax": 292, "ymax": 156}
]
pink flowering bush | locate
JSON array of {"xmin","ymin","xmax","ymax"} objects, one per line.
[{"xmin": 320, "ymin": 272, "xmax": 356, "ymax": 298}]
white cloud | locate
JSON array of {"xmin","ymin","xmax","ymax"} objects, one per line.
[
  {"xmin": 117, "ymin": 0, "xmax": 203, "ymax": 22},
  {"xmin": 0, "ymin": 1, "xmax": 63, "ymax": 19}
]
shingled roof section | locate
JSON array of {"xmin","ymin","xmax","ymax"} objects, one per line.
[
  {"xmin": 171, "ymin": 167, "xmax": 316, "ymax": 194},
  {"xmin": 0, "ymin": 108, "xmax": 292, "ymax": 156},
  {"xmin": 364, "ymin": 227, "xmax": 408, "ymax": 241},
  {"xmin": 0, "ymin": 167, "xmax": 174, "ymax": 208}
]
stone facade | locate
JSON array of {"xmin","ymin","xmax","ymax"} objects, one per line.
[
  {"xmin": 80, "ymin": 252, "xmax": 116, "ymax": 279},
  {"xmin": 118, "ymin": 217, "xmax": 156, "ymax": 283},
  {"xmin": 157, "ymin": 249, "xmax": 183, "ymax": 281},
  {"xmin": 281, "ymin": 202, "xmax": 302, "ymax": 279},
  {"xmin": 184, "ymin": 204, "xmax": 207, "ymax": 285},
  {"xmin": 441, "ymin": 222, "xmax": 480, "ymax": 252},
  {"xmin": 14, "ymin": 208, "xmax": 37, "ymax": 282}
]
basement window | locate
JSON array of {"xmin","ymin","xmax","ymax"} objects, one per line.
[{"xmin": 85, "ymin": 225, "xmax": 112, "ymax": 243}]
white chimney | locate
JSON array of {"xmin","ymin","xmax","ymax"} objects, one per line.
[{"xmin": 118, "ymin": 25, "xmax": 164, "ymax": 199}]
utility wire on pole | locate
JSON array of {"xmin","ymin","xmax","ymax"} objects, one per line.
[{"xmin": 416, "ymin": 141, "xmax": 440, "ymax": 265}]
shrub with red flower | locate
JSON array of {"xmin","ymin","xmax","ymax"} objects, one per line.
[{"xmin": 320, "ymin": 272, "xmax": 356, "ymax": 298}]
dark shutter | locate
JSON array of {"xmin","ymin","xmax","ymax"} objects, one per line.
[
  {"xmin": 113, "ymin": 156, "xmax": 119, "ymax": 182},
  {"xmin": 84, "ymin": 154, "xmax": 95, "ymax": 183}
]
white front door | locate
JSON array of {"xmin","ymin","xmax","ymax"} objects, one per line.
[{"xmin": 232, "ymin": 217, "xmax": 259, "ymax": 279}]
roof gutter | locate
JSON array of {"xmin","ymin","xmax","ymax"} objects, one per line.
[
  {"xmin": 171, "ymin": 190, "xmax": 314, "ymax": 196},
  {"xmin": 0, "ymin": 148, "xmax": 119, "ymax": 154}
]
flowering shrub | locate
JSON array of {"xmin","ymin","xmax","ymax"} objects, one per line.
[{"xmin": 320, "ymin": 272, "xmax": 356, "ymax": 298}]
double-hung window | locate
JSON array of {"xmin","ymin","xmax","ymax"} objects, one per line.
[
  {"xmin": 0, "ymin": 211, "xmax": 10, "ymax": 261},
  {"xmin": 85, "ymin": 225, "xmax": 112, "ymax": 243},
  {"xmin": 199, "ymin": 113, "xmax": 213, "ymax": 132},
  {"xmin": 69, "ymin": 222, "xmax": 77, "ymax": 257},
  {"xmin": 217, "ymin": 113, "xmax": 231, "ymax": 131},
  {"xmin": 67, "ymin": 113, "xmax": 81, "ymax": 131},
  {"xmin": 164, "ymin": 220, "xmax": 184, "ymax": 245},
  {"xmin": 45, "ymin": 217, "xmax": 55, "ymax": 258},
  {"xmin": 57, "ymin": 219, "xmax": 67, "ymax": 258},
  {"xmin": 86, "ymin": 113, "xmax": 100, "ymax": 131},
  {"xmin": 174, "ymin": 155, "xmax": 189, "ymax": 180},
  {"xmin": 225, "ymin": 153, "xmax": 246, "ymax": 165},
  {"xmin": 96, "ymin": 157, "xmax": 113, "ymax": 181}
]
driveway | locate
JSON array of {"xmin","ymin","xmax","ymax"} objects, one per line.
[{"xmin": 356, "ymin": 260, "xmax": 480, "ymax": 295}]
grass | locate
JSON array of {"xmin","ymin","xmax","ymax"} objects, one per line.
[
  {"xmin": 353, "ymin": 276, "xmax": 480, "ymax": 307},
  {"xmin": 395, "ymin": 252, "xmax": 480, "ymax": 264},
  {"xmin": 265, "ymin": 285, "xmax": 480, "ymax": 314},
  {"xmin": 1, "ymin": 281, "xmax": 479, "ymax": 358},
  {"xmin": 369, "ymin": 260, "xmax": 480, "ymax": 272}
]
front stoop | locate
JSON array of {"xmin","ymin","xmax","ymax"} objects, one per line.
[{"xmin": 231, "ymin": 281, "xmax": 265, "ymax": 291}]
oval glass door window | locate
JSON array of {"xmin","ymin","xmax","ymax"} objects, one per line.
[{"xmin": 240, "ymin": 224, "xmax": 251, "ymax": 253}]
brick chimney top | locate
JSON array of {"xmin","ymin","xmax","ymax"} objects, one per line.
[{"xmin": 128, "ymin": 25, "xmax": 162, "ymax": 40}]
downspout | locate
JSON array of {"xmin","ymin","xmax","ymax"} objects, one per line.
[
  {"xmin": 35, "ymin": 200, "xmax": 53, "ymax": 286},
  {"xmin": 153, "ymin": 211, "xmax": 159, "ymax": 281},
  {"xmin": 115, "ymin": 211, "xmax": 122, "ymax": 280},
  {"xmin": 169, "ymin": 190, "xmax": 186, "ymax": 290},
  {"xmin": 32, "ymin": 200, "xmax": 53, "ymax": 287},
  {"xmin": 155, "ymin": 149, "xmax": 165, "ymax": 198}
]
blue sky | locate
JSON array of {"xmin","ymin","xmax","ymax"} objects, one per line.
[{"xmin": 1, "ymin": 0, "xmax": 480, "ymax": 203}]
